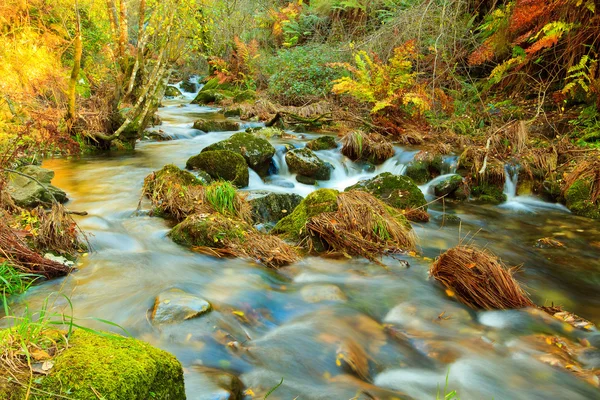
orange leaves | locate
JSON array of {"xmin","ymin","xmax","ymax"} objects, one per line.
[{"xmin": 468, "ymin": 40, "xmax": 495, "ymax": 66}]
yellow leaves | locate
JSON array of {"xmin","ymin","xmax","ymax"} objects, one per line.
[{"xmin": 445, "ymin": 289, "xmax": 455, "ymax": 297}]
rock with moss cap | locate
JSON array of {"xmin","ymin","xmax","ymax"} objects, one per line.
[
  {"xmin": 6, "ymin": 165, "xmax": 68, "ymax": 208},
  {"xmin": 186, "ymin": 150, "xmax": 249, "ymax": 187},
  {"xmin": 169, "ymin": 213, "xmax": 248, "ymax": 248},
  {"xmin": 346, "ymin": 173, "xmax": 427, "ymax": 212},
  {"xmin": 203, "ymin": 132, "xmax": 276, "ymax": 176},
  {"xmin": 249, "ymin": 193, "xmax": 304, "ymax": 226},
  {"xmin": 470, "ymin": 183, "xmax": 507, "ymax": 204},
  {"xmin": 164, "ymin": 85, "xmax": 182, "ymax": 98},
  {"xmin": 285, "ymin": 148, "xmax": 333, "ymax": 181},
  {"xmin": 191, "ymin": 78, "xmax": 235, "ymax": 105},
  {"xmin": 433, "ymin": 174, "xmax": 469, "ymax": 200},
  {"xmin": 193, "ymin": 118, "xmax": 241, "ymax": 132},
  {"xmin": 565, "ymin": 179, "xmax": 600, "ymax": 219},
  {"xmin": 272, "ymin": 189, "xmax": 339, "ymax": 241},
  {"xmin": 17, "ymin": 330, "xmax": 186, "ymax": 400},
  {"xmin": 306, "ymin": 136, "xmax": 337, "ymax": 151},
  {"xmin": 405, "ymin": 155, "xmax": 445, "ymax": 185}
]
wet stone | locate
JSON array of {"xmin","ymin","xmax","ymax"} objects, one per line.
[
  {"xmin": 151, "ymin": 288, "xmax": 211, "ymax": 324},
  {"xmin": 300, "ymin": 284, "xmax": 347, "ymax": 303}
]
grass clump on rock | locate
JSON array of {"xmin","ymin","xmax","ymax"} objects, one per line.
[
  {"xmin": 430, "ymin": 245, "xmax": 535, "ymax": 310},
  {"xmin": 341, "ymin": 131, "xmax": 394, "ymax": 165}
]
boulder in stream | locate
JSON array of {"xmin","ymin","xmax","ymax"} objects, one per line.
[
  {"xmin": 346, "ymin": 172, "xmax": 427, "ymax": 213},
  {"xmin": 192, "ymin": 118, "xmax": 241, "ymax": 132},
  {"xmin": 203, "ymin": 132, "xmax": 276, "ymax": 176},
  {"xmin": 6, "ymin": 165, "xmax": 68, "ymax": 208},
  {"xmin": 404, "ymin": 152, "xmax": 445, "ymax": 185},
  {"xmin": 285, "ymin": 148, "xmax": 333, "ymax": 181},
  {"xmin": 433, "ymin": 174, "xmax": 469, "ymax": 200},
  {"xmin": 565, "ymin": 179, "xmax": 600, "ymax": 219},
  {"xmin": 4, "ymin": 330, "xmax": 186, "ymax": 400},
  {"xmin": 306, "ymin": 136, "xmax": 337, "ymax": 151},
  {"xmin": 151, "ymin": 288, "xmax": 211, "ymax": 324},
  {"xmin": 164, "ymin": 85, "xmax": 182, "ymax": 98},
  {"xmin": 249, "ymin": 192, "xmax": 304, "ymax": 225},
  {"xmin": 341, "ymin": 131, "xmax": 394, "ymax": 165},
  {"xmin": 186, "ymin": 150, "xmax": 249, "ymax": 188}
]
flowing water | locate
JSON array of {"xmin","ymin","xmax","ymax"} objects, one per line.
[{"xmin": 9, "ymin": 89, "xmax": 600, "ymax": 399}]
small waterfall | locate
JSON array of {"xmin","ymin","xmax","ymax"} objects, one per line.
[{"xmin": 504, "ymin": 164, "xmax": 519, "ymax": 201}]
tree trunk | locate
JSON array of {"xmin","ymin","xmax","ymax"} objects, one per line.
[
  {"xmin": 118, "ymin": 0, "xmax": 129, "ymax": 60},
  {"xmin": 67, "ymin": 5, "xmax": 83, "ymax": 126},
  {"xmin": 124, "ymin": 0, "xmax": 147, "ymax": 99}
]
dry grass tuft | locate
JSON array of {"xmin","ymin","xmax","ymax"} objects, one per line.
[
  {"xmin": 33, "ymin": 204, "xmax": 87, "ymax": 256},
  {"xmin": 402, "ymin": 208, "xmax": 430, "ymax": 223},
  {"xmin": 430, "ymin": 245, "xmax": 535, "ymax": 310},
  {"xmin": 562, "ymin": 158, "xmax": 600, "ymax": 203},
  {"xmin": 341, "ymin": 131, "xmax": 395, "ymax": 164},
  {"xmin": 306, "ymin": 190, "xmax": 415, "ymax": 262}
]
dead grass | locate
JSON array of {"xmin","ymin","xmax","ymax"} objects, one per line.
[
  {"xmin": 562, "ymin": 158, "xmax": 600, "ymax": 203},
  {"xmin": 33, "ymin": 204, "xmax": 87, "ymax": 256},
  {"xmin": 306, "ymin": 190, "xmax": 416, "ymax": 262},
  {"xmin": 341, "ymin": 131, "xmax": 395, "ymax": 164},
  {"xmin": 430, "ymin": 245, "xmax": 535, "ymax": 310}
]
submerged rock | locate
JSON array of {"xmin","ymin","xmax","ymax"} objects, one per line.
[
  {"xmin": 203, "ymin": 132, "xmax": 276, "ymax": 176},
  {"xmin": 164, "ymin": 85, "xmax": 182, "ymax": 98},
  {"xmin": 151, "ymin": 288, "xmax": 211, "ymax": 324},
  {"xmin": 249, "ymin": 193, "xmax": 303, "ymax": 225},
  {"xmin": 186, "ymin": 150, "xmax": 249, "ymax": 187},
  {"xmin": 14, "ymin": 330, "xmax": 186, "ymax": 400},
  {"xmin": 565, "ymin": 179, "xmax": 600, "ymax": 219},
  {"xmin": 6, "ymin": 165, "xmax": 68, "ymax": 208},
  {"xmin": 192, "ymin": 119, "xmax": 241, "ymax": 132},
  {"xmin": 285, "ymin": 148, "xmax": 333, "ymax": 181},
  {"xmin": 306, "ymin": 136, "xmax": 337, "ymax": 151},
  {"xmin": 346, "ymin": 173, "xmax": 427, "ymax": 212},
  {"xmin": 300, "ymin": 284, "xmax": 347, "ymax": 303},
  {"xmin": 433, "ymin": 174, "xmax": 469, "ymax": 200},
  {"xmin": 191, "ymin": 366, "xmax": 244, "ymax": 400}
]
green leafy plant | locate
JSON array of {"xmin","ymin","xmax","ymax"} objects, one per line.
[{"xmin": 436, "ymin": 369, "xmax": 461, "ymax": 400}]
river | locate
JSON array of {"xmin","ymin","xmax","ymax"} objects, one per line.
[{"xmin": 12, "ymin": 87, "xmax": 600, "ymax": 399}]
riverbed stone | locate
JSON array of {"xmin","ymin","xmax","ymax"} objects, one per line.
[
  {"xmin": 470, "ymin": 183, "xmax": 507, "ymax": 204},
  {"xmin": 249, "ymin": 193, "xmax": 304, "ymax": 225},
  {"xmin": 192, "ymin": 119, "xmax": 241, "ymax": 132},
  {"xmin": 6, "ymin": 165, "xmax": 68, "ymax": 208},
  {"xmin": 164, "ymin": 85, "xmax": 182, "ymax": 98},
  {"xmin": 151, "ymin": 288, "xmax": 211, "ymax": 324},
  {"xmin": 16, "ymin": 330, "xmax": 186, "ymax": 400},
  {"xmin": 285, "ymin": 148, "xmax": 332, "ymax": 181},
  {"xmin": 346, "ymin": 173, "xmax": 427, "ymax": 212},
  {"xmin": 191, "ymin": 366, "xmax": 244, "ymax": 400},
  {"xmin": 181, "ymin": 79, "xmax": 197, "ymax": 93},
  {"xmin": 202, "ymin": 132, "xmax": 276, "ymax": 176},
  {"xmin": 186, "ymin": 150, "xmax": 249, "ymax": 187},
  {"xmin": 300, "ymin": 284, "xmax": 347, "ymax": 303},
  {"xmin": 565, "ymin": 179, "xmax": 600, "ymax": 219},
  {"xmin": 306, "ymin": 136, "xmax": 337, "ymax": 151},
  {"xmin": 405, "ymin": 155, "xmax": 444, "ymax": 185},
  {"xmin": 433, "ymin": 174, "xmax": 469, "ymax": 200}
]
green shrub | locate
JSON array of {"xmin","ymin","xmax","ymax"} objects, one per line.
[{"xmin": 262, "ymin": 45, "xmax": 347, "ymax": 105}]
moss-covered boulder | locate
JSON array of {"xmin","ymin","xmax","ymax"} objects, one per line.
[
  {"xmin": 186, "ymin": 150, "xmax": 249, "ymax": 188},
  {"xmin": 233, "ymin": 89, "xmax": 256, "ymax": 103},
  {"xmin": 565, "ymin": 179, "xmax": 600, "ymax": 219},
  {"xmin": 249, "ymin": 193, "xmax": 304, "ymax": 225},
  {"xmin": 6, "ymin": 165, "xmax": 68, "ymax": 208},
  {"xmin": 202, "ymin": 132, "xmax": 276, "ymax": 176},
  {"xmin": 26, "ymin": 330, "xmax": 185, "ymax": 400},
  {"xmin": 471, "ymin": 183, "xmax": 507, "ymax": 204},
  {"xmin": 169, "ymin": 213, "xmax": 248, "ymax": 248},
  {"xmin": 405, "ymin": 155, "xmax": 444, "ymax": 185},
  {"xmin": 181, "ymin": 79, "xmax": 198, "ymax": 93},
  {"xmin": 192, "ymin": 119, "xmax": 241, "ymax": 132},
  {"xmin": 191, "ymin": 78, "xmax": 235, "ymax": 105},
  {"xmin": 272, "ymin": 189, "xmax": 339, "ymax": 241},
  {"xmin": 285, "ymin": 148, "xmax": 333, "ymax": 181},
  {"xmin": 151, "ymin": 288, "xmax": 211, "ymax": 324},
  {"xmin": 433, "ymin": 174, "xmax": 469, "ymax": 200},
  {"xmin": 306, "ymin": 136, "xmax": 337, "ymax": 151},
  {"xmin": 164, "ymin": 85, "xmax": 182, "ymax": 98},
  {"xmin": 346, "ymin": 173, "xmax": 427, "ymax": 212}
]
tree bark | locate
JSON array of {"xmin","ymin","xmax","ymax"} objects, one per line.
[
  {"xmin": 118, "ymin": 0, "xmax": 129, "ymax": 60},
  {"xmin": 106, "ymin": 0, "xmax": 119, "ymax": 41}
]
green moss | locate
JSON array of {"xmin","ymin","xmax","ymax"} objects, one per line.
[
  {"xmin": 433, "ymin": 174, "xmax": 467, "ymax": 200},
  {"xmin": 37, "ymin": 330, "xmax": 185, "ymax": 400},
  {"xmin": 164, "ymin": 85, "xmax": 182, "ymax": 97},
  {"xmin": 150, "ymin": 164, "xmax": 202, "ymax": 189},
  {"xmin": 346, "ymin": 173, "xmax": 427, "ymax": 211},
  {"xmin": 249, "ymin": 193, "xmax": 304, "ymax": 225},
  {"xmin": 565, "ymin": 179, "xmax": 600, "ymax": 219},
  {"xmin": 191, "ymin": 78, "xmax": 239, "ymax": 105},
  {"xmin": 272, "ymin": 189, "xmax": 339, "ymax": 241},
  {"xmin": 192, "ymin": 119, "xmax": 240, "ymax": 132},
  {"xmin": 169, "ymin": 214, "xmax": 248, "ymax": 247},
  {"xmin": 233, "ymin": 89, "xmax": 256, "ymax": 103},
  {"xmin": 186, "ymin": 150, "xmax": 249, "ymax": 188},
  {"xmin": 306, "ymin": 136, "xmax": 337, "ymax": 151},
  {"xmin": 285, "ymin": 148, "xmax": 332, "ymax": 180},
  {"xmin": 404, "ymin": 156, "xmax": 444, "ymax": 184},
  {"xmin": 471, "ymin": 184, "xmax": 507, "ymax": 204},
  {"xmin": 203, "ymin": 132, "xmax": 275, "ymax": 176}
]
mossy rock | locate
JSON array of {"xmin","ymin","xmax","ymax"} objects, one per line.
[
  {"xmin": 193, "ymin": 119, "xmax": 241, "ymax": 132},
  {"xmin": 147, "ymin": 164, "xmax": 203, "ymax": 191},
  {"xmin": 405, "ymin": 156, "xmax": 444, "ymax": 185},
  {"xmin": 6, "ymin": 330, "xmax": 186, "ymax": 400},
  {"xmin": 470, "ymin": 183, "xmax": 507, "ymax": 204},
  {"xmin": 186, "ymin": 150, "xmax": 249, "ymax": 188},
  {"xmin": 272, "ymin": 189, "xmax": 339, "ymax": 241},
  {"xmin": 169, "ymin": 213, "xmax": 249, "ymax": 248},
  {"xmin": 306, "ymin": 136, "xmax": 337, "ymax": 151},
  {"xmin": 181, "ymin": 79, "xmax": 198, "ymax": 93},
  {"xmin": 233, "ymin": 89, "xmax": 256, "ymax": 103},
  {"xmin": 224, "ymin": 108, "xmax": 242, "ymax": 117},
  {"xmin": 285, "ymin": 148, "xmax": 333, "ymax": 181},
  {"xmin": 565, "ymin": 179, "xmax": 600, "ymax": 219},
  {"xmin": 6, "ymin": 165, "xmax": 68, "ymax": 208},
  {"xmin": 345, "ymin": 173, "xmax": 427, "ymax": 212},
  {"xmin": 433, "ymin": 174, "xmax": 469, "ymax": 200},
  {"xmin": 203, "ymin": 132, "xmax": 276, "ymax": 176},
  {"xmin": 151, "ymin": 288, "xmax": 211, "ymax": 324},
  {"xmin": 249, "ymin": 193, "xmax": 304, "ymax": 225},
  {"xmin": 164, "ymin": 85, "xmax": 182, "ymax": 98},
  {"xmin": 191, "ymin": 78, "xmax": 236, "ymax": 105}
]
